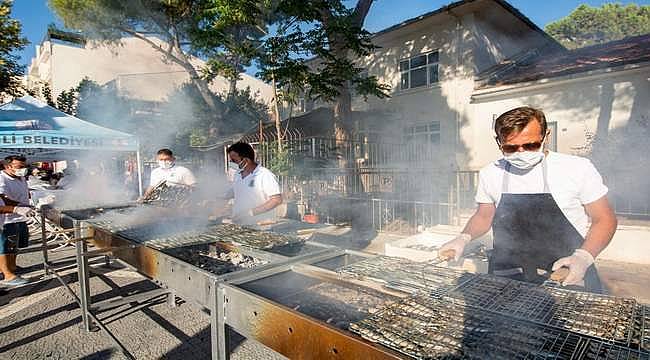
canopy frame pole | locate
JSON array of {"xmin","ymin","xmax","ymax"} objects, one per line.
[{"xmin": 136, "ymin": 142, "xmax": 143, "ymax": 197}]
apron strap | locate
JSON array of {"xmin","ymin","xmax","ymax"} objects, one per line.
[{"xmin": 502, "ymin": 155, "xmax": 550, "ymax": 194}]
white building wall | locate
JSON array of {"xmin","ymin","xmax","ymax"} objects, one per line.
[
  {"xmin": 468, "ymin": 65, "xmax": 650, "ymax": 170},
  {"xmin": 27, "ymin": 36, "xmax": 272, "ymax": 104}
]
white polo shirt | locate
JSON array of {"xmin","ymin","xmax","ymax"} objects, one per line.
[
  {"xmin": 0, "ymin": 171, "xmax": 30, "ymax": 224},
  {"xmin": 475, "ymin": 151, "xmax": 608, "ymax": 237},
  {"xmin": 232, "ymin": 165, "xmax": 281, "ymax": 225},
  {"xmin": 149, "ymin": 165, "xmax": 197, "ymax": 187}
]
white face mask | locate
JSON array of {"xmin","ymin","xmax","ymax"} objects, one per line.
[
  {"xmin": 14, "ymin": 168, "xmax": 28, "ymax": 177},
  {"xmin": 158, "ymin": 160, "xmax": 174, "ymax": 169},
  {"xmin": 504, "ymin": 150, "xmax": 545, "ymax": 170},
  {"xmin": 229, "ymin": 159, "xmax": 246, "ymax": 173}
]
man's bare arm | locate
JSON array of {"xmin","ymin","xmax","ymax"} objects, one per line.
[
  {"xmin": 462, "ymin": 203, "xmax": 496, "ymax": 240},
  {"xmin": 581, "ymin": 196, "xmax": 617, "ymax": 257},
  {"xmin": 252, "ymin": 194, "xmax": 282, "ymax": 216}
]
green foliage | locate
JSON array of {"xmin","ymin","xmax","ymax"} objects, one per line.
[
  {"xmin": 259, "ymin": 141, "xmax": 292, "ymax": 175},
  {"xmin": 56, "ymin": 89, "xmax": 76, "ymax": 114},
  {"xmin": 258, "ymin": 0, "xmax": 390, "ymax": 104},
  {"xmin": 41, "ymin": 83, "xmax": 56, "ymax": 107},
  {"xmin": 192, "ymin": 0, "xmax": 267, "ymax": 95},
  {"xmin": 0, "ymin": 0, "xmax": 29, "ymax": 96},
  {"xmin": 546, "ymin": 3, "xmax": 650, "ymax": 49}
]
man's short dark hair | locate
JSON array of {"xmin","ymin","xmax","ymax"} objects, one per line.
[
  {"xmin": 494, "ymin": 107, "xmax": 547, "ymax": 142},
  {"xmin": 4, "ymin": 155, "xmax": 26, "ymax": 164},
  {"xmin": 157, "ymin": 148, "xmax": 173, "ymax": 157},
  {"xmin": 227, "ymin": 142, "xmax": 255, "ymax": 161}
]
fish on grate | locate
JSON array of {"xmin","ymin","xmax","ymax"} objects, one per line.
[
  {"xmin": 161, "ymin": 243, "xmax": 267, "ymax": 275},
  {"xmin": 142, "ymin": 181, "xmax": 193, "ymax": 207},
  {"xmin": 88, "ymin": 220, "xmax": 304, "ymax": 251},
  {"xmin": 350, "ymin": 293, "xmax": 588, "ymax": 359},
  {"xmin": 443, "ymin": 277, "xmax": 639, "ymax": 346},
  {"xmin": 337, "ymin": 255, "xmax": 474, "ymax": 295}
]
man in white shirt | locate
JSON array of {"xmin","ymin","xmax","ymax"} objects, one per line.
[
  {"xmin": 0, "ymin": 155, "xmax": 36, "ymax": 287},
  {"xmin": 143, "ymin": 148, "xmax": 197, "ymax": 199},
  {"xmin": 224, "ymin": 142, "xmax": 282, "ymax": 226},
  {"xmin": 440, "ymin": 107, "xmax": 617, "ymax": 292}
]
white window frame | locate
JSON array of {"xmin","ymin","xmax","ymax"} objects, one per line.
[
  {"xmin": 403, "ymin": 121, "xmax": 441, "ymax": 144},
  {"xmin": 399, "ymin": 51, "xmax": 440, "ymax": 91}
]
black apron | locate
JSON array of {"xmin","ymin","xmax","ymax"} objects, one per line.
[{"xmin": 489, "ymin": 158, "xmax": 603, "ymax": 293}]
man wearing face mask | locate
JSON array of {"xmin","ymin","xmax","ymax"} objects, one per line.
[
  {"xmin": 439, "ymin": 107, "xmax": 617, "ymax": 293},
  {"xmin": 0, "ymin": 155, "xmax": 36, "ymax": 286},
  {"xmin": 143, "ymin": 148, "xmax": 197, "ymax": 199},
  {"xmin": 223, "ymin": 142, "xmax": 282, "ymax": 226}
]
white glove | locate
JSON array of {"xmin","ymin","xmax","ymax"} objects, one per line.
[
  {"xmin": 552, "ymin": 249, "xmax": 595, "ymax": 287},
  {"xmin": 439, "ymin": 233, "xmax": 472, "ymax": 261},
  {"xmin": 13, "ymin": 206, "xmax": 35, "ymax": 217}
]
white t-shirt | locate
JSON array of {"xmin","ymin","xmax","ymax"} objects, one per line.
[
  {"xmin": 0, "ymin": 171, "xmax": 30, "ymax": 223},
  {"xmin": 231, "ymin": 165, "xmax": 281, "ymax": 225},
  {"xmin": 149, "ymin": 165, "xmax": 197, "ymax": 187},
  {"xmin": 475, "ymin": 151, "xmax": 608, "ymax": 237}
]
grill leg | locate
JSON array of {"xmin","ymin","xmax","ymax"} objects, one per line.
[
  {"xmin": 167, "ymin": 290, "xmax": 176, "ymax": 308},
  {"xmin": 75, "ymin": 222, "xmax": 93, "ymax": 332},
  {"xmin": 211, "ymin": 283, "xmax": 228, "ymax": 360},
  {"xmin": 40, "ymin": 212, "xmax": 50, "ymax": 277}
]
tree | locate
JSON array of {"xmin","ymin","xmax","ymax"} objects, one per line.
[
  {"xmin": 56, "ymin": 89, "xmax": 76, "ymax": 114},
  {"xmin": 191, "ymin": 0, "xmax": 267, "ymax": 102},
  {"xmin": 0, "ymin": 0, "xmax": 29, "ymax": 97},
  {"xmin": 49, "ymin": 0, "xmax": 226, "ymax": 122},
  {"xmin": 41, "ymin": 83, "xmax": 56, "ymax": 107},
  {"xmin": 545, "ymin": 3, "xmax": 650, "ymax": 49},
  {"xmin": 258, "ymin": 0, "xmax": 390, "ymax": 143}
]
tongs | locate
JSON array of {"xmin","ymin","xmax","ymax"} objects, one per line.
[
  {"xmin": 428, "ymin": 249, "xmax": 457, "ymax": 265},
  {"xmin": 543, "ymin": 266, "xmax": 570, "ymax": 287}
]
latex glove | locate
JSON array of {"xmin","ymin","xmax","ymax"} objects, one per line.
[
  {"xmin": 552, "ymin": 249, "xmax": 595, "ymax": 287},
  {"xmin": 13, "ymin": 206, "xmax": 35, "ymax": 217},
  {"xmin": 439, "ymin": 233, "xmax": 472, "ymax": 261}
]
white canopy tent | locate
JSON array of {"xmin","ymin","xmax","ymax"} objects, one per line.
[{"xmin": 0, "ymin": 95, "xmax": 143, "ymax": 195}]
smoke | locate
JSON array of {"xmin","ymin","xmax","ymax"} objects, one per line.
[{"xmin": 52, "ymin": 151, "xmax": 135, "ymax": 210}]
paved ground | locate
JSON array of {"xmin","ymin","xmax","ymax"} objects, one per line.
[
  {"xmin": 1, "ymin": 228, "xmax": 649, "ymax": 360},
  {"xmin": 0, "ymin": 235, "xmax": 285, "ymax": 360}
]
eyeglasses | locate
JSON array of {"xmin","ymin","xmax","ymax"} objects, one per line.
[{"xmin": 496, "ymin": 133, "xmax": 547, "ymax": 153}]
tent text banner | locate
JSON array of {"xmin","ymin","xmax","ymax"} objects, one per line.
[{"xmin": 0, "ymin": 132, "xmax": 135, "ymax": 150}]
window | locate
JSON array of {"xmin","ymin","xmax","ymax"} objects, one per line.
[
  {"xmin": 403, "ymin": 121, "xmax": 441, "ymax": 144},
  {"xmin": 547, "ymin": 122, "xmax": 557, "ymax": 152},
  {"xmin": 400, "ymin": 51, "xmax": 440, "ymax": 90}
]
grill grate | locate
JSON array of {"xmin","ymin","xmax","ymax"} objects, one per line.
[
  {"xmin": 350, "ymin": 294, "xmax": 586, "ymax": 359},
  {"xmin": 142, "ymin": 181, "xmax": 192, "ymax": 207},
  {"xmin": 337, "ymin": 255, "xmax": 474, "ymax": 295},
  {"xmin": 89, "ymin": 221, "xmax": 304, "ymax": 250},
  {"xmin": 578, "ymin": 339, "xmax": 650, "ymax": 360},
  {"xmin": 443, "ymin": 277, "xmax": 638, "ymax": 345}
]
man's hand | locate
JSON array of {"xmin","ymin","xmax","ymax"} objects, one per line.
[
  {"xmin": 13, "ymin": 206, "xmax": 35, "ymax": 217},
  {"xmin": 439, "ymin": 233, "xmax": 472, "ymax": 261},
  {"xmin": 552, "ymin": 249, "xmax": 595, "ymax": 287}
]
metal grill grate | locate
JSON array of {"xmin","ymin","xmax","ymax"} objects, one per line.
[
  {"xmin": 578, "ymin": 339, "xmax": 650, "ymax": 360},
  {"xmin": 337, "ymin": 255, "xmax": 474, "ymax": 294},
  {"xmin": 443, "ymin": 277, "xmax": 638, "ymax": 346},
  {"xmin": 89, "ymin": 221, "xmax": 304, "ymax": 250},
  {"xmin": 351, "ymin": 294, "xmax": 586, "ymax": 359}
]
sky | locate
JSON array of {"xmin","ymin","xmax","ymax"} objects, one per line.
[{"xmin": 12, "ymin": 0, "xmax": 650, "ymax": 69}]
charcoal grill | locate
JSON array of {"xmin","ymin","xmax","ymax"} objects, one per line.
[
  {"xmin": 40, "ymin": 204, "xmax": 339, "ymax": 360},
  {"xmin": 39, "ymin": 206, "xmax": 650, "ymax": 360}
]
